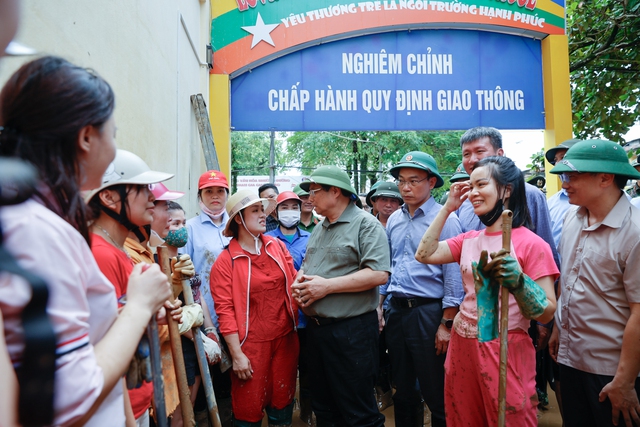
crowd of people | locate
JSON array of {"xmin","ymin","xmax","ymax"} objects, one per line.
[{"xmin": 2, "ymin": 7, "xmax": 640, "ymax": 426}]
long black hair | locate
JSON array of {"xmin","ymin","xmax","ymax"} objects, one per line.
[
  {"xmin": 474, "ymin": 156, "xmax": 532, "ymax": 229},
  {"xmin": 0, "ymin": 56, "xmax": 115, "ymax": 244}
]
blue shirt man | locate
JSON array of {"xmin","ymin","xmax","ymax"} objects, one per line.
[
  {"xmin": 548, "ymin": 189, "xmax": 570, "ymax": 250},
  {"xmin": 380, "ymin": 151, "xmax": 464, "ymax": 427}
]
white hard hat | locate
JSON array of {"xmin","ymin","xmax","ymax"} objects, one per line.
[{"xmin": 84, "ymin": 149, "xmax": 173, "ymax": 202}]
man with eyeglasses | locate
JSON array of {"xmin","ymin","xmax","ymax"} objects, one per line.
[
  {"xmin": 379, "ymin": 151, "xmax": 464, "ymax": 427},
  {"xmin": 292, "ymin": 165, "xmax": 390, "ymax": 427},
  {"xmin": 258, "ymin": 183, "xmax": 280, "ymax": 232},
  {"xmin": 547, "ymin": 139, "xmax": 640, "ymax": 427}
]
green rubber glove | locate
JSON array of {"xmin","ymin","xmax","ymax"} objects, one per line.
[
  {"xmin": 488, "ymin": 250, "xmax": 548, "ymax": 320},
  {"xmin": 473, "ymin": 250, "xmax": 500, "ymax": 342}
]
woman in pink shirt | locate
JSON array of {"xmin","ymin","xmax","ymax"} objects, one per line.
[
  {"xmin": 416, "ymin": 156, "xmax": 558, "ymax": 426},
  {"xmin": 0, "ymin": 56, "xmax": 172, "ymax": 426}
]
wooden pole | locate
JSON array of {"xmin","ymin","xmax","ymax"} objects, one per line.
[
  {"xmin": 178, "ymin": 264, "xmax": 222, "ymax": 427},
  {"xmin": 497, "ymin": 210, "xmax": 513, "ymax": 427},
  {"xmin": 156, "ymin": 246, "xmax": 195, "ymax": 427}
]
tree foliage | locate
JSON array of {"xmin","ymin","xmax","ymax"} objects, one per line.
[
  {"xmin": 230, "ymin": 131, "xmax": 285, "ymax": 191},
  {"xmin": 568, "ymin": 0, "xmax": 640, "ymax": 142},
  {"xmin": 284, "ymin": 130, "xmax": 463, "ymax": 198}
]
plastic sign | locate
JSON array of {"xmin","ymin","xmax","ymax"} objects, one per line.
[
  {"xmin": 230, "ymin": 29, "xmax": 544, "ymax": 131},
  {"xmin": 212, "ymin": 0, "xmax": 565, "ymax": 76}
]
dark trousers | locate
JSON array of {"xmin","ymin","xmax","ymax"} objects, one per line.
[
  {"xmin": 307, "ymin": 310, "xmax": 384, "ymax": 427},
  {"xmin": 386, "ymin": 299, "xmax": 445, "ymax": 427},
  {"xmin": 560, "ymin": 364, "xmax": 640, "ymax": 427}
]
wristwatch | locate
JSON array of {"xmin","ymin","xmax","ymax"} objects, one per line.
[{"xmin": 441, "ymin": 318, "xmax": 453, "ymax": 329}]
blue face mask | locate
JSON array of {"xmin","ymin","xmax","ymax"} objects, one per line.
[{"xmin": 165, "ymin": 226, "xmax": 188, "ymax": 247}]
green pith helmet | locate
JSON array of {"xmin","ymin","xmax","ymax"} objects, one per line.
[
  {"xmin": 450, "ymin": 163, "xmax": 470, "ymax": 183},
  {"xmin": 527, "ymin": 175, "xmax": 546, "ymax": 189},
  {"xmin": 299, "ymin": 165, "xmax": 358, "ymax": 196},
  {"xmin": 370, "ymin": 182, "xmax": 403, "ymax": 204},
  {"xmin": 293, "ymin": 183, "xmax": 309, "ymax": 197},
  {"xmin": 389, "ymin": 151, "xmax": 444, "ymax": 188},
  {"xmin": 365, "ymin": 181, "xmax": 384, "ymax": 207},
  {"xmin": 545, "ymin": 138, "xmax": 582, "ymax": 165},
  {"xmin": 550, "ymin": 139, "xmax": 640, "ymax": 179}
]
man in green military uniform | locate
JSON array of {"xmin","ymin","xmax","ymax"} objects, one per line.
[
  {"xmin": 293, "ymin": 183, "xmax": 321, "ymax": 233},
  {"xmin": 292, "ymin": 166, "xmax": 391, "ymax": 427}
]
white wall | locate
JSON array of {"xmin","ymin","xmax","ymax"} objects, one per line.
[{"xmin": 0, "ymin": 0, "xmax": 212, "ymax": 217}]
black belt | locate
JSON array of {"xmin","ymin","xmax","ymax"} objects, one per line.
[
  {"xmin": 310, "ymin": 310, "xmax": 376, "ymax": 326},
  {"xmin": 392, "ymin": 296, "xmax": 441, "ymax": 309}
]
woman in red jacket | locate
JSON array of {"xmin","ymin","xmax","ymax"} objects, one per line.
[{"xmin": 211, "ymin": 189, "xmax": 299, "ymax": 427}]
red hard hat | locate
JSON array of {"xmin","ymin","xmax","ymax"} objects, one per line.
[
  {"xmin": 198, "ymin": 170, "xmax": 229, "ymax": 190},
  {"xmin": 276, "ymin": 191, "xmax": 301, "ymax": 205}
]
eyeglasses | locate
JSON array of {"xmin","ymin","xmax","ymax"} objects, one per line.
[
  {"xmin": 308, "ymin": 188, "xmax": 325, "ymax": 197},
  {"xmin": 559, "ymin": 173, "xmax": 580, "ymax": 183},
  {"xmin": 395, "ymin": 177, "xmax": 429, "ymax": 188}
]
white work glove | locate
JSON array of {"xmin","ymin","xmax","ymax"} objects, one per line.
[
  {"xmin": 200, "ymin": 330, "xmax": 222, "ymax": 365},
  {"xmin": 205, "ymin": 327, "xmax": 232, "ymax": 373},
  {"xmin": 178, "ymin": 304, "xmax": 204, "ymax": 334},
  {"xmin": 172, "ymin": 255, "xmax": 195, "ymax": 282}
]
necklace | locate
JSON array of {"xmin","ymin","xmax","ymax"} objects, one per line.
[{"xmin": 93, "ymin": 223, "xmax": 130, "ymax": 258}]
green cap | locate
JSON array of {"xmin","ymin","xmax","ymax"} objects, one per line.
[
  {"xmin": 550, "ymin": 139, "xmax": 640, "ymax": 179},
  {"xmin": 293, "ymin": 183, "xmax": 309, "ymax": 197},
  {"xmin": 389, "ymin": 151, "xmax": 444, "ymax": 188},
  {"xmin": 370, "ymin": 182, "xmax": 403, "ymax": 204},
  {"xmin": 450, "ymin": 163, "xmax": 470, "ymax": 183},
  {"xmin": 527, "ymin": 175, "xmax": 546, "ymax": 189},
  {"xmin": 299, "ymin": 165, "xmax": 358, "ymax": 196},
  {"xmin": 365, "ymin": 181, "xmax": 383, "ymax": 207},
  {"xmin": 545, "ymin": 138, "xmax": 582, "ymax": 165}
]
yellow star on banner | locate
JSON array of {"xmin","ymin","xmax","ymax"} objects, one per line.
[{"xmin": 241, "ymin": 12, "xmax": 279, "ymax": 49}]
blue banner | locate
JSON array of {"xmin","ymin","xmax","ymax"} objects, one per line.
[{"xmin": 230, "ymin": 29, "xmax": 544, "ymax": 131}]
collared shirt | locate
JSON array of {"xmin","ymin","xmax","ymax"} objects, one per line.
[
  {"xmin": 457, "ymin": 182, "xmax": 560, "ymax": 269},
  {"xmin": 381, "ymin": 197, "xmax": 464, "ymax": 310},
  {"xmin": 301, "ymin": 203, "xmax": 391, "ymax": 318},
  {"xmin": 182, "ymin": 211, "xmax": 230, "ymax": 327},
  {"xmin": 632, "ymin": 197, "xmax": 640, "ymax": 209},
  {"xmin": 556, "ymin": 195, "xmax": 640, "ymax": 376},
  {"xmin": 266, "ymin": 226, "xmax": 310, "ymax": 271},
  {"xmin": 265, "ymin": 215, "xmax": 279, "ymax": 233},
  {"xmin": 547, "ymin": 189, "xmax": 571, "ymax": 251},
  {"xmin": 124, "ymin": 236, "xmax": 154, "ymax": 265},
  {"xmin": 298, "ymin": 214, "xmax": 320, "ymax": 233}
]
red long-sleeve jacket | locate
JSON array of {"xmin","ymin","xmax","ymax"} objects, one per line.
[{"xmin": 211, "ymin": 234, "xmax": 298, "ymax": 345}]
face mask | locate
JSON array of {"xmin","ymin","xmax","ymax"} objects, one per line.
[
  {"xmin": 165, "ymin": 226, "xmax": 188, "ymax": 247},
  {"xmin": 199, "ymin": 200, "xmax": 225, "ymax": 220},
  {"xmin": 278, "ymin": 210, "xmax": 301, "ymax": 229},
  {"xmin": 478, "ymin": 187, "xmax": 507, "ymax": 227}
]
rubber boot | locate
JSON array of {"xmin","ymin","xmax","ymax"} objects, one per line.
[{"xmin": 266, "ymin": 402, "xmax": 294, "ymax": 427}]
